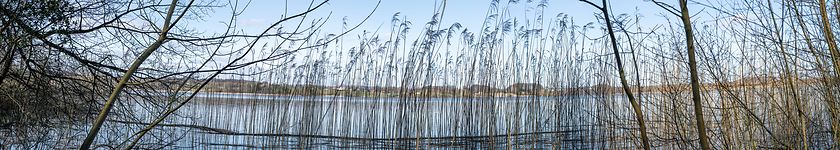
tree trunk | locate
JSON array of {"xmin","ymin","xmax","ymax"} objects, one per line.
[
  {"xmin": 600, "ymin": 0, "xmax": 651, "ymax": 149},
  {"xmin": 679, "ymin": 0, "xmax": 710, "ymax": 149}
]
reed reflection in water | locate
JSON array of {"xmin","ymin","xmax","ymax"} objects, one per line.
[{"xmin": 130, "ymin": 93, "xmax": 615, "ymax": 149}]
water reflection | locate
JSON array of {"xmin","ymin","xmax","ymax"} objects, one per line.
[{"xmin": 135, "ymin": 93, "xmax": 605, "ymax": 149}]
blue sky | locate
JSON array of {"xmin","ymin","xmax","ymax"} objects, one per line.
[
  {"xmin": 184, "ymin": 0, "xmax": 717, "ymax": 85},
  {"xmin": 196, "ymin": 0, "xmax": 695, "ymax": 45}
]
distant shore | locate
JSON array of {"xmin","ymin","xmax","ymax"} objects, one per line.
[
  {"xmin": 181, "ymin": 90, "xmax": 599, "ymax": 98},
  {"xmin": 136, "ymin": 83, "xmax": 808, "ymax": 99}
]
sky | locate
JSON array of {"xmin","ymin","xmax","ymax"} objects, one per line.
[
  {"xmin": 183, "ymin": 0, "xmax": 718, "ymax": 85},
  {"xmin": 196, "ymin": 0, "xmax": 698, "ymax": 46}
]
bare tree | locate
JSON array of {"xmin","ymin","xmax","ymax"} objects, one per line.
[
  {"xmin": 648, "ymin": 0, "xmax": 710, "ymax": 149},
  {"xmin": 580, "ymin": 0, "xmax": 651, "ymax": 149},
  {"xmin": 2, "ymin": 0, "xmax": 373, "ymax": 149}
]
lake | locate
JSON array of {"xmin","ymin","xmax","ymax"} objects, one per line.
[
  {"xmin": 84, "ymin": 87, "xmax": 830, "ymax": 149},
  {"xmin": 93, "ymin": 93, "xmax": 628, "ymax": 149}
]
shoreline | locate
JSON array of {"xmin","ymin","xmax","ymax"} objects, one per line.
[{"xmin": 137, "ymin": 83, "xmax": 809, "ymax": 98}]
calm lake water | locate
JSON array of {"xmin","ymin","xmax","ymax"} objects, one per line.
[
  {"xmin": 89, "ymin": 88, "xmax": 829, "ymax": 149},
  {"xmin": 101, "ymin": 93, "xmax": 626, "ymax": 149}
]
